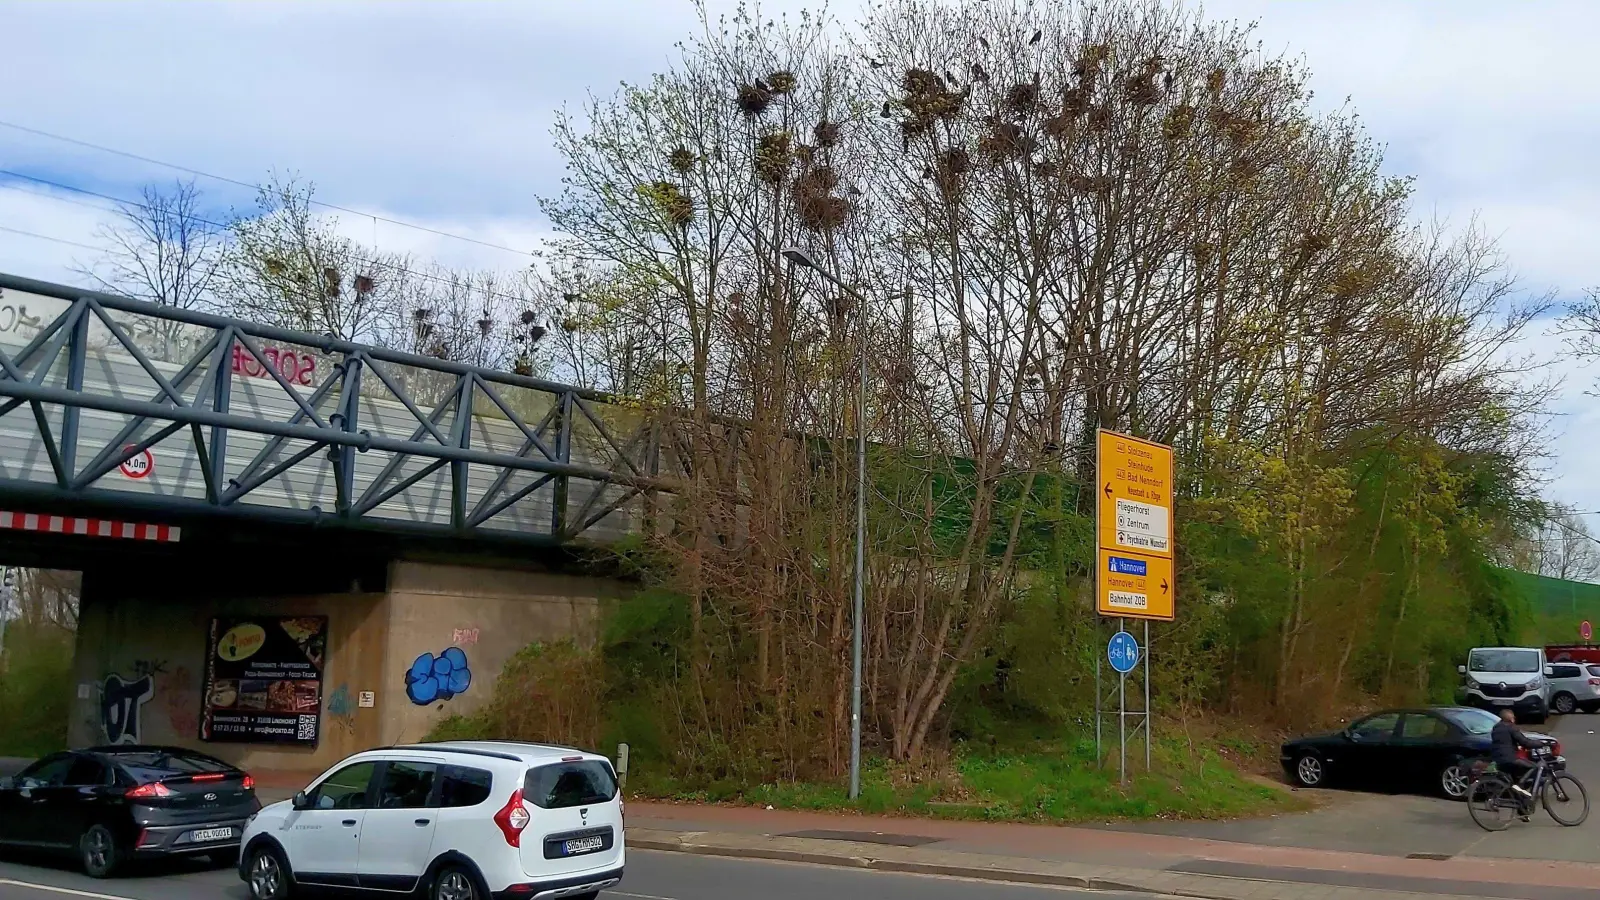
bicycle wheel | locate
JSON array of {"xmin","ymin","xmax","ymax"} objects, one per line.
[
  {"xmin": 1544, "ymin": 772, "xmax": 1590, "ymax": 826},
  {"xmin": 1468, "ymin": 778, "xmax": 1517, "ymax": 832}
]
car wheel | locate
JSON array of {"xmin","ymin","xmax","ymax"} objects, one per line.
[
  {"xmin": 80, "ymin": 824, "xmax": 122, "ymax": 878},
  {"xmin": 1554, "ymin": 692, "xmax": 1577, "ymax": 715},
  {"xmin": 1440, "ymin": 763, "xmax": 1471, "ymax": 800},
  {"xmin": 1293, "ymin": 753, "xmax": 1326, "ymax": 788},
  {"xmin": 246, "ymin": 845, "xmax": 293, "ymax": 900},
  {"xmin": 433, "ymin": 866, "xmax": 480, "ymax": 900}
]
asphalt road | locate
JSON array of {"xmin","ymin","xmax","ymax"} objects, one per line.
[
  {"xmin": 1110, "ymin": 713, "xmax": 1600, "ymax": 863},
  {"xmin": 0, "ymin": 849, "xmax": 1167, "ymax": 900}
]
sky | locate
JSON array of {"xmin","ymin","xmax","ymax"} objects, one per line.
[{"xmin": 2, "ymin": 0, "xmax": 1598, "ymax": 511}]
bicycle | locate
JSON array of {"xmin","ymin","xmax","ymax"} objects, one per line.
[{"xmin": 1467, "ymin": 743, "xmax": 1589, "ymax": 832}]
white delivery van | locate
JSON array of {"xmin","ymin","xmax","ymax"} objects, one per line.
[{"xmin": 1460, "ymin": 646, "xmax": 1552, "ymax": 724}]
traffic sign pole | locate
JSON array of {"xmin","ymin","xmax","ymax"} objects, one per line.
[{"xmin": 1095, "ymin": 429, "xmax": 1174, "ymax": 781}]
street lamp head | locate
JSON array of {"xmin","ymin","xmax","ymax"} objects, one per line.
[{"xmin": 781, "ymin": 246, "xmax": 820, "ymax": 269}]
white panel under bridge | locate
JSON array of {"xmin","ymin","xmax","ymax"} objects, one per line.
[{"xmin": 0, "ymin": 273, "xmax": 681, "ymax": 545}]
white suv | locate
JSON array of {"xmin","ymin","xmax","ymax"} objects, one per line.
[{"xmin": 238, "ymin": 741, "xmax": 624, "ymax": 900}]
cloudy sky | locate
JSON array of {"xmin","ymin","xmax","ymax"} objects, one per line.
[{"xmin": 3, "ymin": 0, "xmax": 1597, "ymax": 510}]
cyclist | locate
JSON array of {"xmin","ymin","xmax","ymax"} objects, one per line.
[{"xmin": 1491, "ymin": 709, "xmax": 1546, "ymax": 803}]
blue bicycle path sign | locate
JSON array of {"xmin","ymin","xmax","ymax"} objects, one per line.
[{"xmin": 1108, "ymin": 631, "xmax": 1140, "ymax": 674}]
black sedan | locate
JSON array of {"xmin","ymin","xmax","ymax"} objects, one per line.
[
  {"xmin": 0, "ymin": 745, "xmax": 260, "ymax": 877},
  {"xmin": 1280, "ymin": 706, "xmax": 1557, "ymax": 800}
]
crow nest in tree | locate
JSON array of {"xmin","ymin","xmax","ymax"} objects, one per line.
[
  {"xmin": 1073, "ymin": 43, "xmax": 1111, "ymax": 81},
  {"xmin": 979, "ymin": 121, "xmax": 1038, "ymax": 161},
  {"xmin": 1062, "ymin": 84, "xmax": 1091, "ymax": 119},
  {"xmin": 792, "ymin": 164, "xmax": 851, "ymax": 232},
  {"xmin": 668, "ymin": 146, "xmax": 696, "ymax": 173},
  {"xmin": 900, "ymin": 67, "xmax": 965, "ymax": 138},
  {"xmin": 737, "ymin": 82, "xmax": 774, "ymax": 117},
  {"xmin": 755, "ymin": 130, "xmax": 794, "ymax": 184},
  {"xmin": 1005, "ymin": 81, "xmax": 1041, "ymax": 117},
  {"xmin": 931, "ymin": 146, "xmax": 971, "ymax": 198},
  {"xmin": 1124, "ymin": 59, "xmax": 1163, "ymax": 106},
  {"xmin": 1086, "ymin": 104, "xmax": 1113, "ymax": 132},
  {"xmin": 1206, "ymin": 68, "xmax": 1227, "ymax": 94},
  {"xmin": 641, "ymin": 180, "xmax": 694, "ymax": 227},
  {"xmin": 1162, "ymin": 103, "xmax": 1195, "ymax": 141},
  {"xmin": 767, "ymin": 70, "xmax": 798, "ymax": 95},
  {"xmin": 813, "ymin": 119, "xmax": 841, "ymax": 148},
  {"xmin": 1064, "ymin": 173, "xmax": 1114, "ymax": 195}
]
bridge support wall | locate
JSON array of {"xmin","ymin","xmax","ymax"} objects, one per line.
[{"xmin": 68, "ymin": 557, "xmax": 620, "ymax": 779}]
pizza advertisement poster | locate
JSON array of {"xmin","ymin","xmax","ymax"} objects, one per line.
[{"xmin": 200, "ymin": 616, "xmax": 328, "ymax": 746}]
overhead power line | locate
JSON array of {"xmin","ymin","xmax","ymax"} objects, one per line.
[
  {"xmin": 0, "ymin": 174, "xmax": 543, "ymax": 309},
  {"xmin": 0, "ymin": 118, "xmax": 534, "ymax": 258}
]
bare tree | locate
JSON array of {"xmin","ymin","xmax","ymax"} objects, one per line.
[
  {"xmin": 221, "ymin": 176, "xmax": 407, "ymax": 342},
  {"xmin": 77, "ymin": 178, "xmax": 224, "ymax": 313},
  {"xmin": 1531, "ymin": 506, "xmax": 1600, "ymax": 583}
]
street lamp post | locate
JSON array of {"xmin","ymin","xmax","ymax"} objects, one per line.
[{"xmin": 782, "ymin": 246, "xmax": 868, "ymax": 801}]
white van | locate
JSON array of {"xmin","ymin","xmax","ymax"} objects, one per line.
[{"xmin": 1460, "ymin": 647, "xmax": 1552, "ymax": 724}]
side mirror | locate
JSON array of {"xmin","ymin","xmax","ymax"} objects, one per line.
[
  {"xmin": 291, "ymin": 791, "xmax": 311, "ymax": 811},
  {"xmin": 0, "ymin": 777, "xmax": 12, "ymax": 791},
  {"xmin": 1545, "ymin": 665, "xmax": 1556, "ymax": 677},
  {"xmin": 1457, "ymin": 665, "xmax": 1467, "ymax": 675}
]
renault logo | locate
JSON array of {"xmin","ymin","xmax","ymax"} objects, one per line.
[{"xmin": 1498, "ymin": 682, "xmax": 1507, "ymax": 690}]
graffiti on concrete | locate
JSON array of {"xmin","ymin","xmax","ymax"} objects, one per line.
[
  {"xmin": 452, "ymin": 627, "xmax": 481, "ymax": 645},
  {"xmin": 405, "ymin": 648, "xmax": 472, "ymax": 705},
  {"xmin": 130, "ymin": 659, "xmax": 168, "ymax": 678},
  {"xmin": 157, "ymin": 666, "xmax": 199, "ymax": 738},
  {"xmin": 101, "ymin": 673, "xmax": 154, "ymax": 744},
  {"xmin": 327, "ymin": 683, "xmax": 356, "ymax": 734}
]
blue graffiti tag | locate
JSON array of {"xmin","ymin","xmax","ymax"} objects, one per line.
[
  {"xmin": 101, "ymin": 673, "xmax": 154, "ymax": 744},
  {"xmin": 405, "ymin": 648, "xmax": 471, "ymax": 705}
]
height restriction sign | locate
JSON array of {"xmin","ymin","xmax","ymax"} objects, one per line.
[{"xmin": 1096, "ymin": 429, "xmax": 1176, "ymax": 620}]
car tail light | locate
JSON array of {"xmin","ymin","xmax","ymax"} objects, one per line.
[
  {"xmin": 126, "ymin": 782, "xmax": 173, "ymax": 800},
  {"xmin": 135, "ymin": 829, "xmax": 151, "ymax": 848},
  {"xmin": 1553, "ymin": 741, "xmax": 1563, "ymax": 756},
  {"xmin": 494, "ymin": 789, "xmax": 531, "ymax": 847},
  {"xmin": 192, "ymin": 773, "xmax": 226, "ymax": 782},
  {"xmin": 242, "ymin": 775, "xmax": 256, "ymax": 790}
]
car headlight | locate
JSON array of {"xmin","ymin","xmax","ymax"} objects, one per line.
[
  {"xmin": 1466, "ymin": 679, "xmax": 1479, "ymax": 690},
  {"xmin": 1526, "ymin": 679, "xmax": 1542, "ymax": 690}
]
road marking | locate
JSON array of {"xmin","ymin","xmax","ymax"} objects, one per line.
[
  {"xmin": 606, "ymin": 892, "xmax": 678, "ymax": 900},
  {"xmin": 0, "ymin": 880, "xmax": 139, "ymax": 900}
]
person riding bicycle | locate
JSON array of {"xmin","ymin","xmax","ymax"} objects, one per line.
[{"xmin": 1491, "ymin": 709, "xmax": 1546, "ymax": 798}]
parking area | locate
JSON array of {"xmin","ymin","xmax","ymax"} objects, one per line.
[{"xmin": 1109, "ymin": 714, "xmax": 1600, "ymax": 863}]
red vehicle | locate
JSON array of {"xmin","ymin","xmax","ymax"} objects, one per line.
[{"xmin": 1546, "ymin": 645, "xmax": 1600, "ymax": 665}]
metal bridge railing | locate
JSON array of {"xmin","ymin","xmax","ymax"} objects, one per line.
[{"xmin": 0, "ymin": 272, "xmax": 676, "ymax": 544}]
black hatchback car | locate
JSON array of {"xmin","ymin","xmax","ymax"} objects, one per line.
[
  {"xmin": 1281, "ymin": 706, "xmax": 1558, "ymax": 800},
  {"xmin": 0, "ymin": 745, "xmax": 260, "ymax": 877}
]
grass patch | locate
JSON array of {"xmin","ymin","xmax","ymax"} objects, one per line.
[{"xmin": 629, "ymin": 731, "xmax": 1305, "ymax": 823}]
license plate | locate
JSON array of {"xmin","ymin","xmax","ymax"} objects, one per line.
[
  {"xmin": 1491, "ymin": 699, "xmax": 1514, "ymax": 706},
  {"xmin": 562, "ymin": 836, "xmax": 605, "ymax": 856},
  {"xmin": 188, "ymin": 827, "xmax": 234, "ymax": 843}
]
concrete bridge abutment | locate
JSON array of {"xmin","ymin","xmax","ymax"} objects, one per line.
[{"xmin": 69, "ymin": 553, "xmax": 624, "ymax": 783}]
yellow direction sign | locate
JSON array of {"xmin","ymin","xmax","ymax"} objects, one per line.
[
  {"xmin": 1096, "ymin": 549, "xmax": 1175, "ymax": 621},
  {"xmin": 1096, "ymin": 430, "xmax": 1174, "ymax": 559},
  {"xmin": 1096, "ymin": 429, "xmax": 1176, "ymax": 621}
]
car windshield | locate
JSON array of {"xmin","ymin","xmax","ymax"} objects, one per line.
[
  {"xmin": 1441, "ymin": 708, "xmax": 1499, "ymax": 735},
  {"xmin": 1468, "ymin": 649, "xmax": 1539, "ymax": 673}
]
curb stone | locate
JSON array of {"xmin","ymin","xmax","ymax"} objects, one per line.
[{"xmin": 626, "ymin": 829, "xmax": 1501, "ymax": 900}]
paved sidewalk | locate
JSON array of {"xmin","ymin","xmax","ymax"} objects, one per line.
[{"xmin": 625, "ymin": 803, "xmax": 1600, "ymax": 900}]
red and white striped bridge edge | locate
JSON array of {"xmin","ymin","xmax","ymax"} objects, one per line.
[{"xmin": 0, "ymin": 511, "xmax": 181, "ymax": 542}]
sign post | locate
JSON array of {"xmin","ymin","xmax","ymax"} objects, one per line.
[{"xmin": 1093, "ymin": 429, "xmax": 1175, "ymax": 784}]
